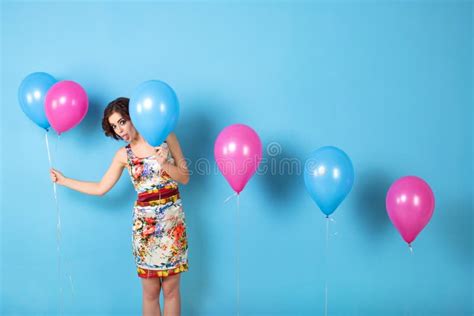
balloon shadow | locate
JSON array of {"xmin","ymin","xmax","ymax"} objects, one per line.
[
  {"xmin": 256, "ymin": 136, "xmax": 306, "ymax": 215},
  {"xmin": 352, "ymin": 168, "xmax": 393, "ymax": 245},
  {"xmin": 436, "ymin": 198, "xmax": 472, "ymax": 267},
  {"xmin": 75, "ymin": 94, "xmax": 106, "ymax": 141}
]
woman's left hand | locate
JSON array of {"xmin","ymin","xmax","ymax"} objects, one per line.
[{"xmin": 154, "ymin": 146, "xmax": 169, "ymax": 165}]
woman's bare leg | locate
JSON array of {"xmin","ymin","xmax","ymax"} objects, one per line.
[
  {"xmin": 161, "ymin": 274, "xmax": 181, "ymax": 316},
  {"xmin": 141, "ymin": 277, "xmax": 162, "ymax": 316}
]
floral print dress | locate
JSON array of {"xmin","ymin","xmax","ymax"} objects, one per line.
[{"xmin": 125, "ymin": 142, "xmax": 188, "ymax": 278}]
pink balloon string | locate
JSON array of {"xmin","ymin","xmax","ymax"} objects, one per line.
[
  {"xmin": 223, "ymin": 192, "xmax": 238, "ymax": 204},
  {"xmin": 45, "ymin": 132, "xmax": 75, "ymax": 314},
  {"xmin": 236, "ymin": 194, "xmax": 240, "ymax": 316},
  {"xmin": 45, "ymin": 132, "xmax": 64, "ymax": 313},
  {"xmin": 223, "ymin": 190, "xmax": 241, "ymax": 315}
]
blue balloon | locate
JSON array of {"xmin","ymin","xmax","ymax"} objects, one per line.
[
  {"xmin": 129, "ymin": 80, "xmax": 180, "ymax": 146},
  {"xmin": 304, "ymin": 146, "xmax": 354, "ymax": 217},
  {"xmin": 18, "ymin": 72, "xmax": 57, "ymax": 130}
]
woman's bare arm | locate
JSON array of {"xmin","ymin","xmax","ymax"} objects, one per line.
[
  {"xmin": 159, "ymin": 133, "xmax": 190, "ymax": 185},
  {"xmin": 50, "ymin": 148, "xmax": 127, "ymax": 196}
]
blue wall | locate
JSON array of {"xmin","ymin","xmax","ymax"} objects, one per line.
[{"xmin": 1, "ymin": 1, "xmax": 472, "ymax": 315}]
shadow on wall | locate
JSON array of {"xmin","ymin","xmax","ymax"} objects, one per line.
[
  {"xmin": 437, "ymin": 198, "xmax": 473, "ymax": 267},
  {"xmin": 256, "ymin": 136, "xmax": 306, "ymax": 216},
  {"xmin": 177, "ymin": 96, "xmax": 236, "ymax": 314},
  {"xmin": 352, "ymin": 168, "xmax": 394, "ymax": 247},
  {"xmin": 79, "ymin": 94, "xmax": 104, "ymax": 138}
]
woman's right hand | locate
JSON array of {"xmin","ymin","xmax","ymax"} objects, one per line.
[{"xmin": 50, "ymin": 168, "xmax": 66, "ymax": 185}]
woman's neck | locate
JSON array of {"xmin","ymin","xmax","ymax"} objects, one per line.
[{"xmin": 129, "ymin": 134, "xmax": 147, "ymax": 147}]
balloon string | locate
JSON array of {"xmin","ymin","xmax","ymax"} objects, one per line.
[
  {"xmin": 56, "ymin": 134, "xmax": 75, "ymax": 300},
  {"xmin": 46, "ymin": 132, "xmax": 63, "ymax": 314},
  {"xmin": 45, "ymin": 131, "xmax": 53, "ymax": 167},
  {"xmin": 224, "ymin": 192, "xmax": 238, "ymax": 204},
  {"xmin": 325, "ymin": 216, "xmax": 329, "ymax": 252},
  {"xmin": 236, "ymin": 193, "xmax": 240, "ymax": 316},
  {"xmin": 324, "ymin": 281, "xmax": 328, "ymax": 316},
  {"xmin": 46, "ymin": 132, "xmax": 74, "ymax": 315},
  {"xmin": 408, "ymin": 243, "xmax": 414, "ymax": 254},
  {"xmin": 325, "ymin": 216, "xmax": 329, "ymax": 316}
]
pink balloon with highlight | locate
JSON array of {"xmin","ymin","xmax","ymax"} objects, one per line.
[
  {"xmin": 214, "ymin": 124, "xmax": 262, "ymax": 194},
  {"xmin": 45, "ymin": 80, "xmax": 88, "ymax": 134},
  {"xmin": 386, "ymin": 176, "xmax": 435, "ymax": 245}
]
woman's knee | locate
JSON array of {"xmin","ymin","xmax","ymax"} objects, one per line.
[
  {"xmin": 142, "ymin": 279, "xmax": 162, "ymax": 301},
  {"xmin": 162, "ymin": 275, "xmax": 180, "ymax": 299}
]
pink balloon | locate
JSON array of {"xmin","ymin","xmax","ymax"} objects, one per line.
[
  {"xmin": 45, "ymin": 80, "xmax": 88, "ymax": 134},
  {"xmin": 386, "ymin": 176, "xmax": 435, "ymax": 245},
  {"xmin": 214, "ymin": 124, "xmax": 263, "ymax": 194}
]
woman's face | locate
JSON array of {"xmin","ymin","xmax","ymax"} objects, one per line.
[{"xmin": 108, "ymin": 112, "xmax": 136, "ymax": 142}]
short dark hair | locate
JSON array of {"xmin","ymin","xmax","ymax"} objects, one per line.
[{"xmin": 102, "ymin": 97, "xmax": 130, "ymax": 140}]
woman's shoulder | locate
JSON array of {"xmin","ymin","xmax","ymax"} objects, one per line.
[{"xmin": 114, "ymin": 147, "xmax": 128, "ymax": 166}]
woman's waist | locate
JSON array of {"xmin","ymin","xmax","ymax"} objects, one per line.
[{"xmin": 135, "ymin": 186, "xmax": 180, "ymax": 206}]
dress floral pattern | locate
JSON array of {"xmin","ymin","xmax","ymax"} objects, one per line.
[{"xmin": 125, "ymin": 142, "xmax": 188, "ymax": 278}]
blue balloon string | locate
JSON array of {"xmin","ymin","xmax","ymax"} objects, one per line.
[{"xmin": 325, "ymin": 216, "xmax": 329, "ymax": 316}]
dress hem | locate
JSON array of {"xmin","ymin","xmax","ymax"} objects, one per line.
[{"xmin": 137, "ymin": 263, "xmax": 189, "ymax": 278}]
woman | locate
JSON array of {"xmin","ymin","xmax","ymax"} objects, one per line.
[{"xmin": 50, "ymin": 97, "xmax": 190, "ymax": 316}]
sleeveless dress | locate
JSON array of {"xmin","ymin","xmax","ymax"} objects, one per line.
[{"xmin": 125, "ymin": 142, "xmax": 189, "ymax": 278}]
